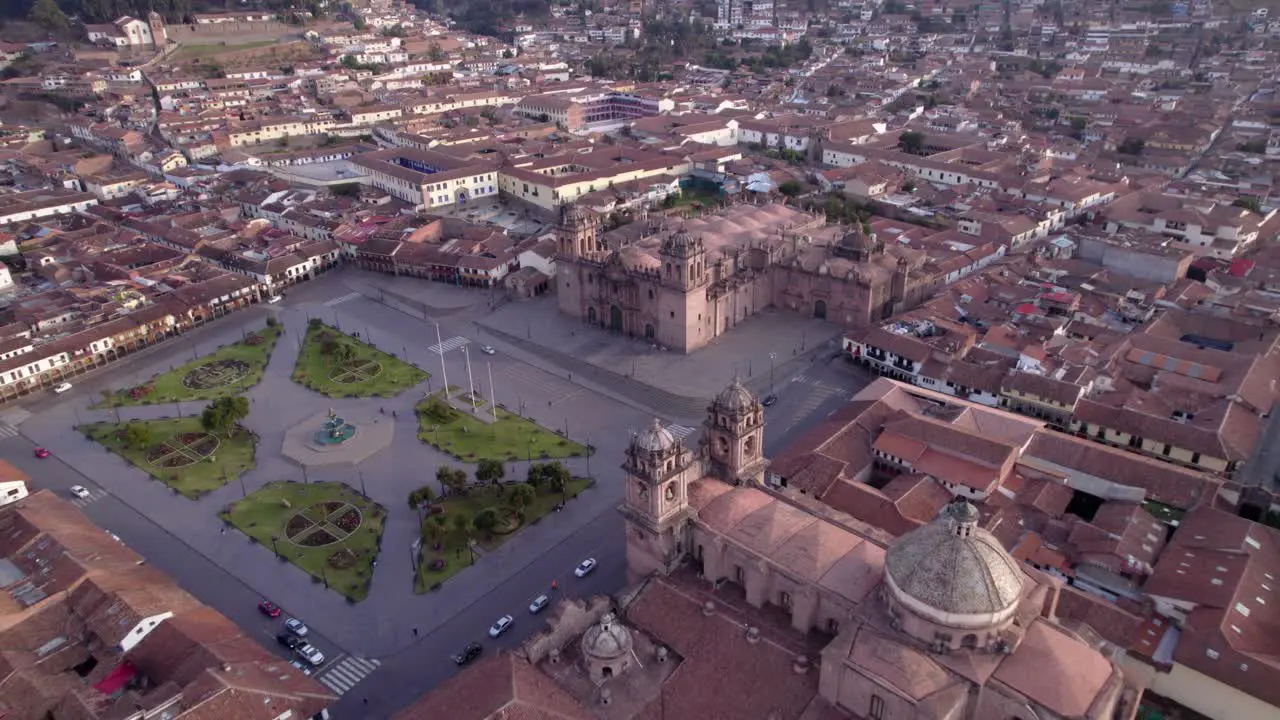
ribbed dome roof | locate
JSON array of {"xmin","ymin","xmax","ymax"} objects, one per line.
[
  {"xmin": 581, "ymin": 613, "xmax": 633, "ymax": 660},
  {"xmin": 633, "ymin": 417, "xmax": 675, "ymax": 452},
  {"xmin": 713, "ymin": 378, "xmax": 757, "ymax": 413},
  {"xmin": 885, "ymin": 502, "xmax": 1024, "ymax": 621}
]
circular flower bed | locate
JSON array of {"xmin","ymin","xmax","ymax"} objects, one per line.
[
  {"xmin": 182, "ymin": 360, "xmax": 251, "ymax": 389},
  {"xmin": 297, "ymin": 528, "xmax": 340, "ymax": 547},
  {"xmin": 328, "ymin": 549, "xmax": 359, "ymax": 569},
  {"xmin": 319, "ymin": 500, "xmax": 345, "ymax": 516},
  {"xmin": 333, "ymin": 508, "xmax": 362, "ymax": 533},
  {"xmin": 328, "ymin": 359, "xmax": 383, "ymax": 384},
  {"xmin": 144, "ymin": 432, "xmax": 220, "ymax": 468},
  {"xmin": 285, "ymin": 515, "xmax": 315, "ymax": 538}
]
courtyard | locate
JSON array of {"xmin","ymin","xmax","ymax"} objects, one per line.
[
  {"xmin": 81, "ymin": 416, "xmax": 257, "ymax": 499},
  {"xmin": 415, "ymin": 467, "xmax": 594, "ymax": 592},
  {"xmin": 220, "ymin": 481, "xmax": 386, "ymax": 602},
  {"xmin": 98, "ymin": 324, "xmax": 282, "ymax": 407},
  {"xmin": 293, "ymin": 321, "xmax": 428, "ymax": 398},
  {"xmin": 415, "ymin": 392, "xmax": 589, "ymax": 463}
]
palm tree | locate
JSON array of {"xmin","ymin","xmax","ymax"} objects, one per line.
[
  {"xmin": 438, "ymin": 465, "xmax": 468, "ymax": 496},
  {"xmin": 431, "ymin": 514, "xmax": 447, "ymax": 548},
  {"xmin": 422, "ymin": 516, "xmax": 444, "ymax": 550},
  {"xmin": 507, "ymin": 483, "xmax": 536, "ymax": 519}
]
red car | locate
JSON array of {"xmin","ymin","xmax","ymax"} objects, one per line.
[
  {"xmin": 258, "ymin": 600, "xmax": 282, "ymax": 618},
  {"xmin": 33, "ymin": 448, "xmax": 50, "ymax": 459}
]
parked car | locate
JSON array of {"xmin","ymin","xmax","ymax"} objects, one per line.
[
  {"xmin": 277, "ymin": 633, "xmax": 304, "ymax": 650},
  {"xmin": 529, "ymin": 594, "xmax": 550, "ymax": 614},
  {"xmin": 258, "ymin": 600, "xmax": 282, "ymax": 618},
  {"xmin": 295, "ymin": 643, "xmax": 325, "ymax": 666},
  {"xmin": 268, "ymin": 295, "xmax": 283, "ymax": 304},
  {"xmin": 574, "ymin": 558, "xmax": 598, "ymax": 578},
  {"xmin": 284, "ymin": 618, "xmax": 309, "ymax": 637},
  {"xmin": 480, "ymin": 345, "xmax": 496, "ymax": 355},
  {"xmin": 69, "ymin": 485, "xmax": 91, "ymax": 499},
  {"xmin": 488, "ymin": 614, "xmax": 514, "ymax": 638},
  {"xmin": 34, "ymin": 448, "xmax": 51, "ymax": 459},
  {"xmin": 452, "ymin": 642, "xmax": 482, "ymax": 666},
  {"xmin": 53, "ymin": 382, "xmax": 72, "ymax": 394}
]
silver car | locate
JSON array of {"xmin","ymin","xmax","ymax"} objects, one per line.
[
  {"xmin": 284, "ymin": 618, "xmax": 309, "ymax": 637},
  {"xmin": 529, "ymin": 594, "xmax": 550, "ymax": 614},
  {"xmin": 295, "ymin": 643, "xmax": 325, "ymax": 666},
  {"xmin": 488, "ymin": 614, "xmax": 514, "ymax": 638}
]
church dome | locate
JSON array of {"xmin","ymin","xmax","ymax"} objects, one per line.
[
  {"xmin": 633, "ymin": 417, "xmax": 676, "ymax": 453},
  {"xmin": 560, "ymin": 204, "xmax": 595, "ymax": 227},
  {"xmin": 664, "ymin": 228, "xmax": 695, "ymax": 254},
  {"xmin": 582, "ymin": 613, "xmax": 633, "ymax": 661},
  {"xmin": 884, "ymin": 502, "xmax": 1024, "ymax": 629},
  {"xmin": 713, "ymin": 378, "xmax": 758, "ymax": 414}
]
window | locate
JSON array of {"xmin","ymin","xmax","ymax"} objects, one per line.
[{"xmin": 869, "ymin": 695, "xmax": 885, "ymax": 720}]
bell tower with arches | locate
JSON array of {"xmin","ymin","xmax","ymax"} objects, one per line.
[
  {"xmin": 618, "ymin": 418, "xmax": 702, "ymax": 584},
  {"xmin": 704, "ymin": 378, "xmax": 769, "ymax": 486}
]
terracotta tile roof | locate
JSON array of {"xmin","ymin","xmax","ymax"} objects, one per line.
[
  {"xmin": 625, "ymin": 577, "xmax": 821, "ymax": 720},
  {"xmin": 1020, "ymin": 430, "xmax": 1214, "ymax": 508},
  {"xmin": 394, "ymin": 652, "xmax": 590, "ymax": 720},
  {"xmin": 994, "ymin": 620, "xmax": 1117, "ymax": 717}
]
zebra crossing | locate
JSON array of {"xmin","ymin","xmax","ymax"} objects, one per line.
[
  {"xmin": 69, "ymin": 488, "xmax": 108, "ymax": 509},
  {"xmin": 322, "ymin": 292, "xmax": 363, "ymax": 307},
  {"xmin": 0, "ymin": 423, "xmax": 19, "ymax": 439},
  {"xmin": 316, "ymin": 655, "xmax": 381, "ymax": 695},
  {"xmin": 667, "ymin": 424, "xmax": 697, "ymax": 440},
  {"xmin": 428, "ymin": 335, "xmax": 470, "ymax": 355}
]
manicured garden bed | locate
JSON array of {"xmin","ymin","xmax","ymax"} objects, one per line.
[
  {"xmin": 98, "ymin": 325, "xmax": 281, "ymax": 406},
  {"xmin": 293, "ymin": 322, "xmax": 428, "ymax": 398},
  {"xmin": 80, "ymin": 416, "xmax": 257, "ymax": 499},
  {"xmin": 220, "ymin": 481, "xmax": 386, "ymax": 602},
  {"xmin": 415, "ymin": 392, "xmax": 590, "ymax": 463},
  {"xmin": 414, "ymin": 475, "xmax": 593, "ymax": 593}
]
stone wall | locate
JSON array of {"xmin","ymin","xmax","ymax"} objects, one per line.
[
  {"xmin": 165, "ymin": 21, "xmax": 296, "ymax": 42},
  {"xmin": 520, "ymin": 594, "xmax": 613, "ymax": 665}
]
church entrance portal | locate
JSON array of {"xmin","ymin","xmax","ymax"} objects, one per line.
[
  {"xmin": 814, "ymin": 299, "xmax": 828, "ymax": 320},
  {"xmin": 610, "ymin": 305, "xmax": 623, "ymax": 333},
  {"xmin": 587, "ymin": 307, "xmax": 597, "ymax": 324},
  {"xmin": 644, "ymin": 323, "xmax": 655, "ymax": 340}
]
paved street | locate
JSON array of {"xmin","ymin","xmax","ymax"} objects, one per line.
[{"xmin": 5, "ymin": 269, "xmax": 873, "ymax": 718}]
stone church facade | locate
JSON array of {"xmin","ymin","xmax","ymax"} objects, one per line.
[{"xmin": 555, "ymin": 202, "xmax": 937, "ymax": 353}]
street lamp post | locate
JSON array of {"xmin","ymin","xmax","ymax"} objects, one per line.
[
  {"xmin": 358, "ymin": 469, "xmax": 367, "ymax": 498},
  {"xmin": 585, "ymin": 433, "xmax": 591, "ymax": 478},
  {"xmin": 434, "ymin": 322, "xmax": 450, "ymax": 397},
  {"xmin": 302, "ymin": 465, "xmax": 309, "ymax": 484},
  {"xmin": 271, "ymin": 535, "xmax": 280, "ymax": 558},
  {"xmin": 769, "ymin": 352, "xmax": 777, "ymax": 396},
  {"xmin": 463, "ymin": 345, "xmax": 477, "ymax": 414},
  {"xmin": 486, "ymin": 361, "xmax": 496, "ymax": 415}
]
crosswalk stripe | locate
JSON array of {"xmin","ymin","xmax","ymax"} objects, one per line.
[
  {"xmin": 319, "ymin": 674, "xmax": 351, "ymax": 694},
  {"xmin": 667, "ymin": 424, "xmax": 696, "ymax": 439},
  {"xmin": 0, "ymin": 425, "xmax": 19, "ymax": 438},
  {"xmin": 326, "ymin": 666, "xmax": 361, "ymax": 685},
  {"xmin": 347, "ymin": 657, "xmax": 380, "ymax": 672},
  {"xmin": 323, "ymin": 292, "xmax": 362, "ymax": 307},
  {"xmin": 428, "ymin": 336, "xmax": 469, "ymax": 355}
]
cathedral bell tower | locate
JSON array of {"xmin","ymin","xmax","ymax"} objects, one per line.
[
  {"xmin": 619, "ymin": 418, "xmax": 700, "ymax": 584},
  {"xmin": 704, "ymin": 378, "xmax": 769, "ymax": 486},
  {"xmin": 557, "ymin": 204, "xmax": 602, "ymax": 260},
  {"xmin": 659, "ymin": 229, "xmax": 708, "ymax": 292}
]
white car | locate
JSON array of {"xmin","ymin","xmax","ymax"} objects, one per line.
[
  {"xmin": 53, "ymin": 382, "xmax": 72, "ymax": 394},
  {"xmin": 574, "ymin": 558, "xmax": 598, "ymax": 578},
  {"xmin": 267, "ymin": 295, "xmax": 283, "ymax": 304},
  {"xmin": 295, "ymin": 643, "xmax": 325, "ymax": 666},
  {"xmin": 480, "ymin": 345, "xmax": 496, "ymax": 355},
  {"xmin": 69, "ymin": 485, "xmax": 91, "ymax": 499},
  {"xmin": 284, "ymin": 618, "xmax": 309, "ymax": 637},
  {"xmin": 529, "ymin": 594, "xmax": 550, "ymax": 614},
  {"xmin": 488, "ymin": 614, "xmax": 514, "ymax": 638}
]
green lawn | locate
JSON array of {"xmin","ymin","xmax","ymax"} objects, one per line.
[
  {"xmin": 98, "ymin": 325, "xmax": 281, "ymax": 407},
  {"xmin": 81, "ymin": 416, "xmax": 257, "ymax": 499},
  {"xmin": 293, "ymin": 322, "xmax": 428, "ymax": 398},
  {"xmin": 415, "ymin": 392, "xmax": 590, "ymax": 463},
  {"xmin": 220, "ymin": 481, "xmax": 386, "ymax": 602},
  {"xmin": 415, "ymin": 477, "xmax": 593, "ymax": 592},
  {"xmin": 173, "ymin": 40, "xmax": 277, "ymax": 60},
  {"xmin": 1143, "ymin": 500, "xmax": 1186, "ymax": 525}
]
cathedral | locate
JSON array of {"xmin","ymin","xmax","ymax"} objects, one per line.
[
  {"xmin": 403, "ymin": 378, "xmax": 1143, "ymax": 719},
  {"xmin": 554, "ymin": 202, "xmax": 937, "ymax": 353}
]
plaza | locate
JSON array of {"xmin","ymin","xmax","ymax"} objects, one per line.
[{"xmin": 6, "ymin": 268, "xmax": 867, "ymax": 716}]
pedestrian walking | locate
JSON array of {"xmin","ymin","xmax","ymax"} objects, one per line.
[
  {"xmin": 412, "ymin": 627, "xmax": 419, "ymax": 637},
  {"xmin": 551, "ymin": 579, "xmax": 558, "ymax": 591}
]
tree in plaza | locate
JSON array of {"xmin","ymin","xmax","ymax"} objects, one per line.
[
  {"xmin": 541, "ymin": 461, "xmax": 572, "ymax": 496},
  {"xmin": 506, "ymin": 483, "xmax": 536, "ymax": 518},
  {"xmin": 451, "ymin": 511, "xmax": 471, "ymax": 544},
  {"xmin": 898, "ymin": 130, "xmax": 926, "ymax": 155},
  {"xmin": 29, "ymin": 0, "xmax": 69, "ymax": 32},
  {"xmin": 472, "ymin": 507, "xmax": 500, "ymax": 537},
  {"xmin": 475, "ymin": 458, "xmax": 505, "ymax": 486},
  {"xmin": 422, "ymin": 514, "xmax": 444, "ymax": 549},
  {"xmin": 407, "ymin": 484, "xmax": 435, "ymax": 509},
  {"xmin": 122, "ymin": 423, "xmax": 153, "ymax": 450},
  {"xmin": 437, "ymin": 465, "xmax": 469, "ymax": 496},
  {"xmin": 200, "ymin": 396, "xmax": 249, "ymax": 437}
]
